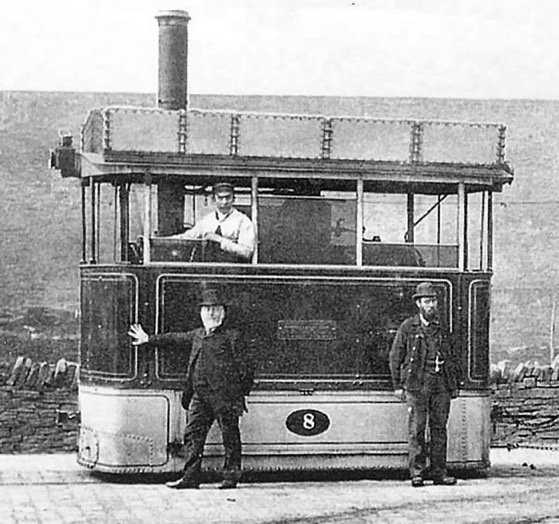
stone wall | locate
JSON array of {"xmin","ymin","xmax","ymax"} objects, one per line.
[
  {"xmin": 0, "ymin": 356, "xmax": 79, "ymax": 453},
  {"xmin": 491, "ymin": 356, "xmax": 559, "ymax": 386},
  {"xmin": 2, "ymin": 353, "xmax": 559, "ymax": 454},
  {"xmin": 490, "ymin": 356, "xmax": 559, "ymax": 448},
  {"xmin": 491, "ymin": 384, "xmax": 559, "ymax": 448},
  {"xmin": 0, "ymin": 388, "xmax": 78, "ymax": 453}
]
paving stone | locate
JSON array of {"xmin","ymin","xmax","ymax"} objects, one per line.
[{"xmin": 0, "ymin": 451, "xmax": 558, "ymax": 524}]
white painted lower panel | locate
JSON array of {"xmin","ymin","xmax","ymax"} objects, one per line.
[{"xmin": 78, "ymin": 386, "xmax": 490, "ymax": 474}]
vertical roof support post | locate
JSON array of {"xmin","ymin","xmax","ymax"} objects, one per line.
[
  {"xmin": 406, "ymin": 193, "xmax": 415, "ymax": 243},
  {"xmin": 90, "ymin": 180, "xmax": 97, "ymax": 264},
  {"xmin": 113, "ymin": 184, "xmax": 119, "ymax": 261},
  {"xmin": 81, "ymin": 178, "xmax": 88, "ymax": 264},
  {"xmin": 487, "ymin": 191, "xmax": 493, "ymax": 271},
  {"xmin": 479, "ymin": 191, "xmax": 486, "ymax": 270},
  {"xmin": 356, "ymin": 177, "xmax": 363, "ymax": 267},
  {"xmin": 96, "ymin": 181, "xmax": 101, "ymax": 263},
  {"xmin": 436, "ymin": 195, "xmax": 442, "ymax": 267},
  {"xmin": 119, "ymin": 184, "xmax": 130, "ymax": 263},
  {"xmin": 457, "ymin": 182, "xmax": 466, "ymax": 271},
  {"xmin": 251, "ymin": 176, "xmax": 258, "ymax": 264},
  {"xmin": 143, "ymin": 172, "xmax": 152, "ymax": 264},
  {"xmin": 464, "ymin": 189, "xmax": 469, "ymax": 270},
  {"xmin": 407, "ymin": 121, "xmax": 421, "ymax": 244}
]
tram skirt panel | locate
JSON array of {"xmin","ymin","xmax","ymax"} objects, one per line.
[
  {"xmin": 78, "ymin": 386, "xmax": 174, "ymax": 473},
  {"xmin": 203, "ymin": 392, "xmax": 412, "ymax": 472},
  {"xmin": 447, "ymin": 393, "xmax": 491, "ymax": 470}
]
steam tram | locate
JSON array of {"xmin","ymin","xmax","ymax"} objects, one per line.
[{"xmin": 51, "ymin": 11, "xmax": 513, "ymax": 475}]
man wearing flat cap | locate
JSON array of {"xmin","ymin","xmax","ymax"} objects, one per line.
[
  {"xmin": 389, "ymin": 281, "xmax": 459, "ymax": 488},
  {"xmin": 173, "ymin": 182, "xmax": 256, "ymax": 261},
  {"xmin": 128, "ymin": 288, "xmax": 255, "ymax": 490}
]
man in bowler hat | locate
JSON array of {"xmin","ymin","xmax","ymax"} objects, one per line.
[
  {"xmin": 389, "ymin": 282, "xmax": 458, "ymax": 487},
  {"xmin": 128, "ymin": 288, "xmax": 254, "ymax": 489},
  {"xmin": 172, "ymin": 182, "xmax": 255, "ymax": 261}
]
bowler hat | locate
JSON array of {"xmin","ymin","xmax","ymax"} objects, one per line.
[
  {"xmin": 198, "ymin": 289, "xmax": 226, "ymax": 307},
  {"xmin": 212, "ymin": 182, "xmax": 234, "ymax": 195},
  {"xmin": 412, "ymin": 282, "xmax": 437, "ymax": 301}
]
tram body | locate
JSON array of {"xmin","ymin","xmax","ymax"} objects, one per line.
[{"xmin": 50, "ymin": 11, "xmax": 512, "ymax": 475}]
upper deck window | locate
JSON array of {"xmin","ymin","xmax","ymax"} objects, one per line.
[
  {"xmin": 82, "ymin": 176, "xmax": 493, "ymax": 272},
  {"xmin": 363, "ymin": 193, "xmax": 458, "ymax": 269},
  {"xmin": 70, "ymin": 106, "xmax": 510, "ymax": 272},
  {"xmin": 258, "ymin": 194, "xmax": 356, "ymax": 266}
]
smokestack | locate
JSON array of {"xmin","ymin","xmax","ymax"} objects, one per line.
[
  {"xmin": 156, "ymin": 10, "xmax": 190, "ymax": 110},
  {"xmin": 155, "ymin": 10, "xmax": 190, "ymax": 236}
]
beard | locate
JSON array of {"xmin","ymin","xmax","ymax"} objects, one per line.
[
  {"xmin": 419, "ymin": 305, "xmax": 438, "ymax": 322},
  {"xmin": 201, "ymin": 307, "xmax": 225, "ymax": 332}
]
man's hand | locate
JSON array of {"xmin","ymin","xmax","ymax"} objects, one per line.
[
  {"xmin": 203, "ymin": 232, "xmax": 222, "ymax": 245},
  {"xmin": 394, "ymin": 389, "xmax": 406, "ymax": 402},
  {"xmin": 128, "ymin": 324, "xmax": 149, "ymax": 345},
  {"xmin": 231, "ymin": 397, "xmax": 248, "ymax": 417}
]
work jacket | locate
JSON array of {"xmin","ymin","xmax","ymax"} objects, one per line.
[
  {"xmin": 389, "ymin": 314, "xmax": 458, "ymax": 394},
  {"xmin": 146, "ymin": 325, "xmax": 254, "ymax": 412}
]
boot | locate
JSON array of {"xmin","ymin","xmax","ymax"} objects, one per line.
[
  {"xmin": 166, "ymin": 474, "xmax": 200, "ymax": 490},
  {"xmin": 411, "ymin": 476, "xmax": 425, "ymax": 488},
  {"xmin": 433, "ymin": 475, "xmax": 457, "ymax": 486},
  {"xmin": 219, "ymin": 470, "xmax": 241, "ymax": 490}
]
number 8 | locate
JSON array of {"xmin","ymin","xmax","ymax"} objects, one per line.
[{"xmin": 303, "ymin": 412, "xmax": 315, "ymax": 430}]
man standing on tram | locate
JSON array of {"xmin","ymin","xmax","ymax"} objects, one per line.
[
  {"xmin": 389, "ymin": 281, "xmax": 459, "ymax": 488},
  {"xmin": 171, "ymin": 182, "xmax": 256, "ymax": 261},
  {"xmin": 128, "ymin": 288, "xmax": 255, "ymax": 490}
]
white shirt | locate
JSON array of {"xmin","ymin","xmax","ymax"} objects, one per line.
[{"xmin": 175, "ymin": 208, "xmax": 256, "ymax": 259}]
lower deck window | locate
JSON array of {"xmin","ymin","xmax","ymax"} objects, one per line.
[
  {"xmin": 81, "ymin": 277, "xmax": 136, "ymax": 377},
  {"xmin": 154, "ymin": 279, "xmax": 444, "ymax": 385}
]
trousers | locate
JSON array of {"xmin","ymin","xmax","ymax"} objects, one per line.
[
  {"xmin": 182, "ymin": 392, "xmax": 242, "ymax": 483},
  {"xmin": 405, "ymin": 371, "xmax": 451, "ymax": 479}
]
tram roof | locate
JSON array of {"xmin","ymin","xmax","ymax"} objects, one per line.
[{"xmin": 78, "ymin": 106, "xmax": 514, "ymax": 193}]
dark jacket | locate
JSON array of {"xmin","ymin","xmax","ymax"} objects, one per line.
[
  {"xmin": 389, "ymin": 314, "xmax": 458, "ymax": 394},
  {"xmin": 147, "ymin": 326, "xmax": 255, "ymax": 411}
]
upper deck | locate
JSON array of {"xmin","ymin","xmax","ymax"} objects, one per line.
[{"xmin": 77, "ymin": 106, "xmax": 513, "ymax": 193}]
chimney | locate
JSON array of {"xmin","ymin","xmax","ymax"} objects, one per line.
[
  {"xmin": 155, "ymin": 10, "xmax": 190, "ymax": 236},
  {"xmin": 156, "ymin": 10, "xmax": 191, "ymax": 110}
]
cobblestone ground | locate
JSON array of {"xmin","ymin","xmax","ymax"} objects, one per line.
[{"xmin": 0, "ymin": 450, "xmax": 558, "ymax": 524}]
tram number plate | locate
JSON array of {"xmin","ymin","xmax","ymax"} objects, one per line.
[
  {"xmin": 277, "ymin": 320, "xmax": 337, "ymax": 340},
  {"xmin": 286, "ymin": 409, "xmax": 330, "ymax": 437}
]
